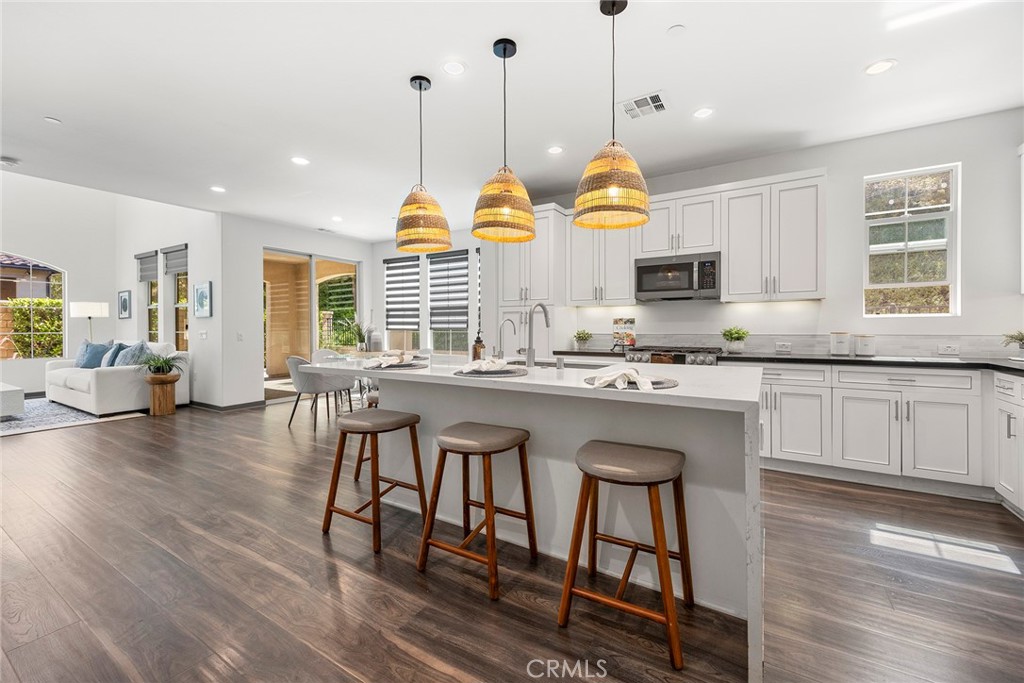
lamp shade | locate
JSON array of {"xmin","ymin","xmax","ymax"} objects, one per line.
[
  {"xmin": 69, "ymin": 302, "xmax": 110, "ymax": 318},
  {"xmin": 471, "ymin": 166, "xmax": 535, "ymax": 242},
  {"xmin": 573, "ymin": 140, "xmax": 650, "ymax": 229},
  {"xmin": 395, "ymin": 185, "xmax": 452, "ymax": 253}
]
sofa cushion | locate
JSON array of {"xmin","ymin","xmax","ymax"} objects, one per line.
[
  {"xmin": 101, "ymin": 342, "xmax": 127, "ymax": 367},
  {"xmin": 47, "ymin": 368, "xmax": 76, "ymax": 388},
  {"xmin": 79, "ymin": 342, "xmax": 111, "ymax": 369},
  {"xmin": 73, "ymin": 339, "xmax": 90, "ymax": 367},
  {"xmin": 114, "ymin": 341, "xmax": 149, "ymax": 367},
  {"xmin": 64, "ymin": 371, "xmax": 92, "ymax": 393}
]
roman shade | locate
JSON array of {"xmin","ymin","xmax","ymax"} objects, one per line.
[
  {"xmin": 135, "ymin": 251, "xmax": 158, "ymax": 282},
  {"xmin": 428, "ymin": 249, "xmax": 469, "ymax": 331},
  {"xmin": 384, "ymin": 256, "xmax": 420, "ymax": 331},
  {"xmin": 161, "ymin": 243, "xmax": 188, "ymax": 274}
]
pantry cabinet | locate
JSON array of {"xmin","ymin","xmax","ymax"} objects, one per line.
[
  {"xmin": 637, "ymin": 195, "xmax": 720, "ymax": 258},
  {"xmin": 567, "ymin": 221, "xmax": 635, "ymax": 306},
  {"xmin": 498, "ymin": 205, "xmax": 565, "ymax": 306}
]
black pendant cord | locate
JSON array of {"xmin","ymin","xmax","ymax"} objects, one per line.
[
  {"xmin": 502, "ymin": 54, "xmax": 508, "ymax": 168},
  {"xmin": 418, "ymin": 87, "xmax": 424, "ymax": 186},
  {"xmin": 611, "ymin": 8, "xmax": 617, "ymax": 141}
]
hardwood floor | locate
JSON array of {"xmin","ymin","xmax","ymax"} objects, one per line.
[{"xmin": 1, "ymin": 404, "xmax": 1021, "ymax": 682}]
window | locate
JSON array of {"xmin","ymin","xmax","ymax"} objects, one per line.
[
  {"xmin": 316, "ymin": 259, "xmax": 358, "ymax": 350},
  {"xmin": 0, "ymin": 253, "xmax": 64, "ymax": 359},
  {"xmin": 174, "ymin": 272, "xmax": 188, "ymax": 351},
  {"xmin": 147, "ymin": 280, "xmax": 159, "ymax": 342},
  {"xmin": 864, "ymin": 164, "xmax": 959, "ymax": 316},
  {"xmin": 384, "ymin": 256, "xmax": 420, "ymax": 351},
  {"xmin": 475, "ymin": 247, "xmax": 482, "ymax": 333},
  {"xmin": 428, "ymin": 250, "xmax": 469, "ymax": 354}
]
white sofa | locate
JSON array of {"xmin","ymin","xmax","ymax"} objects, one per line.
[{"xmin": 45, "ymin": 341, "xmax": 190, "ymax": 416}]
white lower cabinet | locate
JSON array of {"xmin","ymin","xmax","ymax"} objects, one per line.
[
  {"xmin": 995, "ymin": 399, "xmax": 1023, "ymax": 506},
  {"xmin": 902, "ymin": 393, "xmax": 982, "ymax": 485},
  {"xmin": 833, "ymin": 389, "xmax": 902, "ymax": 475},
  {"xmin": 770, "ymin": 385, "xmax": 832, "ymax": 465}
]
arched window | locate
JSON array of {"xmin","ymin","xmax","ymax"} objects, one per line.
[{"xmin": 0, "ymin": 253, "xmax": 65, "ymax": 359}]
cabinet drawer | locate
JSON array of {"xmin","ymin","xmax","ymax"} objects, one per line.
[
  {"xmin": 758, "ymin": 365, "xmax": 830, "ymax": 385},
  {"xmin": 994, "ymin": 373, "xmax": 1024, "ymax": 405},
  {"xmin": 833, "ymin": 368, "xmax": 978, "ymax": 392}
]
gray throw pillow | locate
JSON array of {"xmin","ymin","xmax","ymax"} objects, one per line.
[
  {"xmin": 79, "ymin": 342, "xmax": 111, "ymax": 369},
  {"xmin": 101, "ymin": 343, "xmax": 127, "ymax": 367},
  {"xmin": 73, "ymin": 339, "xmax": 91, "ymax": 367},
  {"xmin": 114, "ymin": 341, "xmax": 149, "ymax": 367}
]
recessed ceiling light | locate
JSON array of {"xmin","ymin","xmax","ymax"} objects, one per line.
[
  {"xmin": 291, "ymin": 156, "xmax": 310, "ymax": 166},
  {"xmin": 548, "ymin": 146, "xmax": 564, "ymax": 155},
  {"xmin": 331, "ymin": 216, "xmax": 343, "ymax": 222},
  {"xmin": 666, "ymin": 24, "xmax": 687, "ymax": 36},
  {"xmin": 443, "ymin": 61, "xmax": 466, "ymax": 75},
  {"xmin": 210, "ymin": 186, "xmax": 226, "ymax": 193},
  {"xmin": 43, "ymin": 116, "xmax": 63, "ymax": 125},
  {"xmin": 865, "ymin": 59, "xmax": 898, "ymax": 75},
  {"xmin": 693, "ymin": 108, "xmax": 714, "ymax": 119}
]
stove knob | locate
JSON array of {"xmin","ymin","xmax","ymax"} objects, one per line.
[
  {"xmin": 624, "ymin": 353, "xmax": 633, "ymax": 362},
  {"xmin": 686, "ymin": 355, "xmax": 696, "ymax": 364},
  {"xmin": 641, "ymin": 353, "xmax": 650, "ymax": 363},
  {"xmin": 696, "ymin": 356, "xmax": 707, "ymax": 365}
]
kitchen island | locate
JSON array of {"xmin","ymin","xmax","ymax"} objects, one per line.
[{"xmin": 302, "ymin": 358, "xmax": 764, "ymax": 680}]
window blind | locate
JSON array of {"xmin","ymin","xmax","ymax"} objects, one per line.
[
  {"xmin": 135, "ymin": 251, "xmax": 158, "ymax": 282},
  {"xmin": 428, "ymin": 249, "xmax": 469, "ymax": 331},
  {"xmin": 384, "ymin": 256, "xmax": 420, "ymax": 331},
  {"xmin": 161, "ymin": 243, "xmax": 188, "ymax": 274}
]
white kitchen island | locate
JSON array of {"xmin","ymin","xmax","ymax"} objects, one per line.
[{"xmin": 303, "ymin": 358, "xmax": 764, "ymax": 681}]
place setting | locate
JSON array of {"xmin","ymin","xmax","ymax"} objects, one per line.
[
  {"xmin": 583, "ymin": 366, "xmax": 678, "ymax": 392},
  {"xmin": 363, "ymin": 351, "xmax": 429, "ymax": 370},
  {"xmin": 453, "ymin": 358, "xmax": 529, "ymax": 378}
]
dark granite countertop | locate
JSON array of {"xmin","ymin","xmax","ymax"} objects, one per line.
[{"xmin": 552, "ymin": 348, "xmax": 1024, "ymax": 377}]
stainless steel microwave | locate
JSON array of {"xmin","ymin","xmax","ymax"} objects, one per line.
[{"xmin": 634, "ymin": 252, "xmax": 721, "ymax": 301}]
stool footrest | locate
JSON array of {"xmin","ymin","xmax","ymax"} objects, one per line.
[
  {"xmin": 427, "ymin": 539, "xmax": 488, "ymax": 565},
  {"xmin": 459, "ymin": 519, "xmax": 488, "ymax": 549},
  {"xmin": 595, "ymin": 532, "xmax": 683, "ymax": 562},
  {"xmin": 346, "ymin": 477, "xmax": 421, "ymax": 515},
  {"xmin": 466, "ymin": 499, "xmax": 528, "ymax": 521},
  {"xmin": 570, "ymin": 587, "xmax": 668, "ymax": 625},
  {"xmin": 328, "ymin": 506, "xmax": 373, "ymax": 525}
]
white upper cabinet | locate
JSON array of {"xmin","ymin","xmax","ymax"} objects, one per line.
[
  {"xmin": 722, "ymin": 187, "xmax": 771, "ymax": 302},
  {"xmin": 637, "ymin": 195, "xmax": 720, "ymax": 258},
  {"xmin": 567, "ymin": 224, "xmax": 635, "ymax": 306},
  {"xmin": 567, "ymin": 221, "xmax": 598, "ymax": 305},
  {"xmin": 498, "ymin": 205, "xmax": 566, "ymax": 306},
  {"xmin": 771, "ymin": 177, "xmax": 826, "ymax": 300}
]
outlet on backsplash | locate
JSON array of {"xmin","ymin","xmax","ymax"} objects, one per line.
[
  {"xmin": 775, "ymin": 342, "xmax": 792, "ymax": 354},
  {"xmin": 937, "ymin": 344, "xmax": 960, "ymax": 356}
]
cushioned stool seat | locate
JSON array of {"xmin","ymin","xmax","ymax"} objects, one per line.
[
  {"xmin": 337, "ymin": 409, "xmax": 417, "ymax": 433},
  {"xmin": 576, "ymin": 440, "xmax": 685, "ymax": 485},
  {"xmin": 436, "ymin": 421, "xmax": 530, "ymax": 454}
]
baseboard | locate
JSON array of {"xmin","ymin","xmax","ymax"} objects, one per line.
[
  {"xmin": 25, "ymin": 391, "xmax": 45, "ymax": 399},
  {"xmin": 189, "ymin": 400, "xmax": 266, "ymax": 412},
  {"xmin": 1001, "ymin": 497, "xmax": 1024, "ymax": 523}
]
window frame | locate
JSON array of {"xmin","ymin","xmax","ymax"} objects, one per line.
[
  {"xmin": 862, "ymin": 163, "xmax": 961, "ymax": 318},
  {"xmin": 0, "ymin": 255, "xmax": 66, "ymax": 360},
  {"xmin": 147, "ymin": 279, "xmax": 160, "ymax": 342},
  {"xmin": 427, "ymin": 249, "xmax": 470, "ymax": 354},
  {"xmin": 173, "ymin": 271, "xmax": 188, "ymax": 351},
  {"xmin": 384, "ymin": 255, "xmax": 421, "ymax": 351}
]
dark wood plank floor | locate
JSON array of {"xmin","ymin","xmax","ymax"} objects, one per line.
[{"xmin": 1, "ymin": 403, "xmax": 1021, "ymax": 682}]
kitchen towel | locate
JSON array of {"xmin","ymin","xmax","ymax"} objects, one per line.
[
  {"xmin": 591, "ymin": 368, "xmax": 654, "ymax": 392},
  {"xmin": 460, "ymin": 358, "xmax": 508, "ymax": 373}
]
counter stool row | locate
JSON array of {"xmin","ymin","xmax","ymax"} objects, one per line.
[{"xmin": 320, "ymin": 404, "xmax": 694, "ymax": 670}]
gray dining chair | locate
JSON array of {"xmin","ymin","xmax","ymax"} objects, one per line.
[
  {"xmin": 311, "ymin": 349, "xmax": 357, "ymax": 414},
  {"xmin": 286, "ymin": 355, "xmax": 341, "ymax": 430}
]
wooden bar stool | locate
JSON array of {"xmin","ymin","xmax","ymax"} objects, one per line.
[
  {"xmin": 352, "ymin": 389, "xmax": 380, "ymax": 482},
  {"xmin": 416, "ymin": 422, "xmax": 538, "ymax": 600},
  {"xmin": 322, "ymin": 409, "xmax": 427, "ymax": 553},
  {"xmin": 557, "ymin": 440, "xmax": 694, "ymax": 670}
]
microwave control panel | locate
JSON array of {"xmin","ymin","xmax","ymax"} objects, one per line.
[{"xmin": 698, "ymin": 260, "xmax": 717, "ymax": 290}]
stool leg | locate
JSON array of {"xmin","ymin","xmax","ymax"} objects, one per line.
[
  {"xmin": 321, "ymin": 431, "xmax": 348, "ymax": 532},
  {"xmin": 517, "ymin": 444, "xmax": 539, "ymax": 560},
  {"xmin": 672, "ymin": 475, "xmax": 695, "ymax": 608},
  {"xmin": 649, "ymin": 484, "xmax": 684, "ymax": 670},
  {"xmin": 416, "ymin": 449, "xmax": 448, "ymax": 571},
  {"xmin": 370, "ymin": 434, "xmax": 382, "ymax": 553},
  {"xmin": 558, "ymin": 473, "xmax": 593, "ymax": 627},
  {"xmin": 461, "ymin": 456, "xmax": 471, "ymax": 537},
  {"xmin": 353, "ymin": 434, "xmax": 367, "ymax": 482},
  {"xmin": 482, "ymin": 454, "xmax": 500, "ymax": 600},
  {"xmin": 408, "ymin": 424, "xmax": 427, "ymax": 518},
  {"xmin": 587, "ymin": 480, "xmax": 599, "ymax": 578},
  {"xmin": 346, "ymin": 389, "xmax": 354, "ymax": 413}
]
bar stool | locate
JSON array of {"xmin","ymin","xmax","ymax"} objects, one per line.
[
  {"xmin": 322, "ymin": 409, "xmax": 427, "ymax": 553},
  {"xmin": 557, "ymin": 440, "xmax": 694, "ymax": 670},
  {"xmin": 416, "ymin": 422, "xmax": 538, "ymax": 600},
  {"xmin": 352, "ymin": 389, "xmax": 380, "ymax": 483}
]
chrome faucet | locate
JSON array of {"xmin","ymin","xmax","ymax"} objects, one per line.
[
  {"xmin": 497, "ymin": 318, "xmax": 517, "ymax": 359},
  {"xmin": 524, "ymin": 303, "xmax": 550, "ymax": 368}
]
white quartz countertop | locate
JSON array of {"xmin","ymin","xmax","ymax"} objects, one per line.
[{"xmin": 302, "ymin": 359, "xmax": 762, "ymax": 413}]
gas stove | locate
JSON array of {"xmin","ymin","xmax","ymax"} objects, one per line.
[{"xmin": 623, "ymin": 346, "xmax": 724, "ymax": 366}]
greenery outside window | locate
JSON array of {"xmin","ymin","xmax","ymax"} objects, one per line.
[
  {"xmin": 174, "ymin": 272, "xmax": 188, "ymax": 351},
  {"xmin": 0, "ymin": 253, "xmax": 64, "ymax": 359},
  {"xmin": 148, "ymin": 280, "xmax": 159, "ymax": 342},
  {"xmin": 863, "ymin": 164, "xmax": 959, "ymax": 316}
]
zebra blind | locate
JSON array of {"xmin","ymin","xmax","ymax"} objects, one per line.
[
  {"xmin": 135, "ymin": 250, "xmax": 158, "ymax": 282},
  {"xmin": 384, "ymin": 256, "xmax": 420, "ymax": 331},
  {"xmin": 428, "ymin": 249, "xmax": 469, "ymax": 331},
  {"xmin": 161, "ymin": 243, "xmax": 188, "ymax": 274}
]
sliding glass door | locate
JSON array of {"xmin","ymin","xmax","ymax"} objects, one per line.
[{"xmin": 262, "ymin": 250, "xmax": 311, "ymax": 379}]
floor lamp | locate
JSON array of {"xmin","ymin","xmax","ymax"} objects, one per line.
[{"xmin": 69, "ymin": 302, "xmax": 109, "ymax": 342}]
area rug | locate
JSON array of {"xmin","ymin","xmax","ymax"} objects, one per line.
[{"xmin": 0, "ymin": 398, "xmax": 145, "ymax": 437}]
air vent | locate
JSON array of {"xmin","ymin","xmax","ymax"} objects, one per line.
[{"xmin": 620, "ymin": 91, "xmax": 668, "ymax": 120}]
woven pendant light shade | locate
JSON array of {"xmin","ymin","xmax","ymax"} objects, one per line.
[
  {"xmin": 472, "ymin": 166, "xmax": 535, "ymax": 242},
  {"xmin": 395, "ymin": 184, "xmax": 452, "ymax": 253},
  {"xmin": 573, "ymin": 139, "xmax": 650, "ymax": 229}
]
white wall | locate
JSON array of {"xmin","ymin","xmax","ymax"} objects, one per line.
[
  {"xmin": 0, "ymin": 173, "xmax": 117, "ymax": 391},
  {"xmin": 539, "ymin": 108, "xmax": 1024, "ymax": 340},
  {"xmin": 220, "ymin": 215, "xmax": 374, "ymax": 407}
]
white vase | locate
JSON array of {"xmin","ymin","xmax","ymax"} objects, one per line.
[
  {"xmin": 575, "ymin": 340, "xmax": 589, "ymax": 351},
  {"xmin": 725, "ymin": 339, "xmax": 745, "ymax": 354}
]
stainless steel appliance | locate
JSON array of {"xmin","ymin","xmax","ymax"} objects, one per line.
[
  {"xmin": 634, "ymin": 252, "xmax": 720, "ymax": 301},
  {"xmin": 623, "ymin": 345, "xmax": 723, "ymax": 366}
]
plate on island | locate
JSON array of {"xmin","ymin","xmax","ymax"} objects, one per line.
[
  {"xmin": 454, "ymin": 367, "xmax": 529, "ymax": 378},
  {"xmin": 584, "ymin": 376, "xmax": 679, "ymax": 390},
  {"xmin": 369, "ymin": 362, "xmax": 429, "ymax": 370}
]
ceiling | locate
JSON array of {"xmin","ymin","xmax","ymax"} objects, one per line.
[{"xmin": 3, "ymin": 1, "xmax": 1021, "ymax": 243}]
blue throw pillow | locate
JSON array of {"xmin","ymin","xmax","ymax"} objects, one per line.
[
  {"xmin": 114, "ymin": 341, "xmax": 149, "ymax": 367},
  {"xmin": 101, "ymin": 342, "xmax": 127, "ymax": 367},
  {"xmin": 79, "ymin": 342, "xmax": 111, "ymax": 369},
  {"xmin": 73, "ymin": 339, "xmax": 90, "ymax": 367}
]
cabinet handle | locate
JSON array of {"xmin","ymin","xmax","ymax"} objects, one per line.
[
  {"xmin": 772, "ymin": 275, "xmax": 777, "ymax": 294},
  {"xmin": 762, "ymin": 371, "xmax": 782, "ymax": 377},
  {"xmin": 1010, "ymin": 414, "xmax": 1017, "ymax": 439},
  {"xmin": 764, "ymin": 276, "xmax": 768, "ymax": 294},
  {"xmin": 772, "ymin": 391, "xmax": 777, "ymax": 412},
  {"xmin": 525, "ymin": 287, "xmax": 529, "ymax": 300},
  {"xmin": 594, "ymin": 286, "xmax": 598, "ymax": 300},
  {"xmin": 887, "ymin": 377, "xmax": 917, "ymax": 383},
  {"xmin": 895, "ymin": 400, "xmax": 900, "ymax": 422},
  {"xmin": 905, "ymin": 400, "xmax": 911, "ymax": 422},
  {"xmin": 759, "ymin": 422, "xmax": 764, "ymax": 450},
  {"xmin": 599, "ymin": 286, "xmax": 604, "ymax": 301}
]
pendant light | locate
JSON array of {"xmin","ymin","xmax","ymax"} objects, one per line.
[
  {"xmin": 396, "ymin": 75, "xmax": 452, "ymax": 253},
  {"xmin": 472, "ymin": 38, "xmax": 535, "ymax": 243},
  {"xmin": 573, "ymin": 0, "xmax": 650, "ymax": 230}
]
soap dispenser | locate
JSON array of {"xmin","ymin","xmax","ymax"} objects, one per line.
[{"xmin": 472, "ymin": 329, "xmax": 486, "ymax": 361}]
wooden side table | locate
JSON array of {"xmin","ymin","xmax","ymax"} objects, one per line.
[{"xmin": 144, "ymin": 373, "xmax": 180, "ymax": 416}]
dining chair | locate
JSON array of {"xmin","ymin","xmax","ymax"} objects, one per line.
[
  {"xmin": 286, "ymin": 356, "xmax": 340, "ymax": 430},
  {"xmin": 311, "ymin": 349, "xmax": 356, "ymax": 414}
]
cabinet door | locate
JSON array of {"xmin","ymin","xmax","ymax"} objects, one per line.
[
  {"xmin": 499, "ymin": 245, "xmax": 524, "ymax": 304},
  {"xmin": 832, "ymin": 389, "xmax": 902, "ymax": 475},
  {"xmin": 599, "ymin": 228, "xmax": 635, "ymax": 305},
  {"xmin": 903, "ymin": 394, "xmax": 982, "ymax": 485},
  {"xmin": 678, "ymin": 194, "xmax": 720, "ymax": 253},
  {"xmin": 771, "ymin": 385, "xmax": 831, "ymax": 465},
  {"xmin": 637, "ymin": 201, "xmax": 675, "ymax": 257},
  {"xmin": 567, "ymin": 222, "xmax": 598, "ymax": 305},
  {"xmin": 994, "ymin": 400, "xmax": 1022, "ymax": 505},
  {"xmin": 524, "ymin": 212, "xmax": 553, "ymax": 303},
  {"xmin": 721, "ymin": 187, "xmax": 770, "ymax": 302},
  {"xmin": 771, "ymin": 177, "xmax": 825, "ymax": 300},
  {"xmin": 759, "ymin": 384, "xmax": 771, "ymax": 459}
]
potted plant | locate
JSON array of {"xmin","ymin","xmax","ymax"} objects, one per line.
[
  {"xmin": 573, "ymin": 329, "xmax": 593, "ymax": 351},
  {"xmin": 138, "ymin": 353, "xmax": 187, "ymax": 375},
  {"xmin": 339, "ymin": 318, "xmax": 371, "ymax": 352},
  {"xmin": 722, "ymin": 326, "xmax": 750, "ymax": 354},
  {"xmin": 138, "ymin": 353, "xmax": 187, "ymax": 416},
  {"xmin": 1002, "ymin": 331, "xmax": 1024, "ymax": 358}
]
